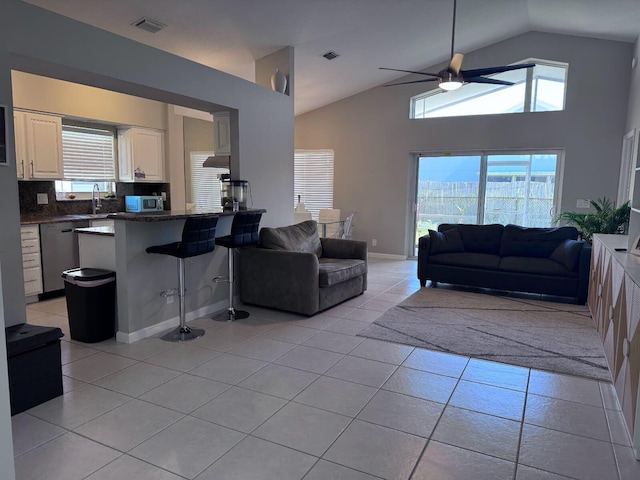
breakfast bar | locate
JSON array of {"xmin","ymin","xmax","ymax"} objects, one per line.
[{"xmin": 76, "ymin": 209, "xmax": 265, "ymax": 343}]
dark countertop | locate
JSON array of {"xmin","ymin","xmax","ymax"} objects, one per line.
[
  {"xmin": 107, "ymin": 208, "xmax": 266, "ymax": 222},
  {"xmin": 20, "ymin": 213, "xmax": 111, "ymax": 225},
  {"xmin": 75, "ymin": 226, "xmax": 115, "ymax": 236}
]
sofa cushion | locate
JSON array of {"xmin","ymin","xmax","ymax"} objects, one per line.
[
  {"xmin": 430, "ymin": 252, "xmax": 501, "ymax": 270},
  {"xmin": 429, "ymin": 229, "xmax": 465, "ymax": 255},
  {"xmin": 499, "ymin": 256, "xmax": 577, "ymax": 277},
  {"xmin": 318, "ymin": 258, "xmax": 367, "ymax": 287},
  {"xmin": 260, "ymin": 220, "xmax": 322, "ymax": 257},
  {"xmin": 499, "ymin": 224, "xmax": 579, "ymax": 258},
  {"xmin": 550, "ymin": 239, "xmax": 583, "ymax": 271},
  {"xmin": 438, "ymin": 224, "xmax": 504, "ymax": 254}
]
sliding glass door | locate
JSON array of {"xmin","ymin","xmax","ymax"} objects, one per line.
[{"xmin": 413, "ymin": 150, "xmax": 561, "ymax": 256}]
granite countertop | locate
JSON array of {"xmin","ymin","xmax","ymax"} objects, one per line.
[
  {"xmin": 107, "ymin": 208, "xmax": 266, "ymax": 222},
  {"xmin": 20, "ymin": 213, "xmax": 111, "ymax": 225},
  {"xmin": 75, "ymin": 226, "xmax": 115, "ymax": 236}
]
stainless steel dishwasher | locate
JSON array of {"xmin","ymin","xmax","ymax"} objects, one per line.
[{"xmin": 40, "ymin": 220, "xmax": 90, "ymax": 293}]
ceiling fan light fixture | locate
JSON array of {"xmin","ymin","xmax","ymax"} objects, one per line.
[{"xmin": 438, "ymin": 72, "xmax": 463, "ymax": 91}]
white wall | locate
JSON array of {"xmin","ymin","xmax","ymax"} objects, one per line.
[
  {"xmin": 0, "ymin": 0, "xmax": 295, "ymax": 469},
  {"xmin": 624, "ymin": 39, "xmax": 640, "ymax": 248},
  {"xmin": 296, "ymin": 32, "xmax": 633, "ymax": 256}
]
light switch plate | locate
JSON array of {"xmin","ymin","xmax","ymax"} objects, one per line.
[
  {"xmin": 37, "ymin": 193, "xmax": 48, "ymax": 205},
  {"xmin": 576, "ymin": 199, "xmax": 591, "ymax": 209}
]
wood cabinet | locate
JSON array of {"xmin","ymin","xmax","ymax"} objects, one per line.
[
  {"xmin": 20, "ymin": 225, "xmax": 43, "ymax": 298},
  {"xmin": 590, "ymin": 234, "xmax": 640, "ymax": 459},
  {"xmin": 14, "ymin": 110, "xmax": 63, "ymax": 180},
  {"xmin": 214, "ymin": 112, "xmax": 231, "ymax": 155},
  {"xmin": 118, "ymin": 127, "xmax": 165, "ymax": 182}
]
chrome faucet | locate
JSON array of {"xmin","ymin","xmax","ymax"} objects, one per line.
[{"xmin": 92, "ymin": 183, "xmax": 102, "ymax": 214}]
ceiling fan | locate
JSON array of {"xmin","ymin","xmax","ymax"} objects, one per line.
[{"xmin": 380, "ymin": 0, "xmax": 534, "ymax": 91}]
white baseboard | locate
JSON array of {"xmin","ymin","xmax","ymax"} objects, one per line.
[
  {"xmin": 368, "ymin": 252, "xmax": 407, "ymax": 261},
  {"xmin": 115, "ymin": 297, "xmax": 232, "ymax": 344}
]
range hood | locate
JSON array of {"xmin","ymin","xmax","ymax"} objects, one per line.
[{"xmin": 202, "ymin": 155, "xmax": 230, "ymax": 168}]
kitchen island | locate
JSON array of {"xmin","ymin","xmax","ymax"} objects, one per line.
[{"xmin": 76, "ymin": 209, "xmax": 265, "ymax": 343}]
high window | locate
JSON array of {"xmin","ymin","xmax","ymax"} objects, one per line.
[
  {"xmin": 294, "ymin": 149, "xmax": 334, "ymax": 220},
  {"xmin": 188, "ymin": 151, "xmax": 228, "ymax": 210},
  {"xmin": 411, "ymin": 60, "xmax": 568, "ymax": 119},
  {"xmin": 55, "ymin": 124, "xmax": 116, "ymax": 198}
]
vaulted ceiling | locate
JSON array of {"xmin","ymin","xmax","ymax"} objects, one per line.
[{"xmin": 23, "ymin": 0, "xmax": 640, "ymax": 115}]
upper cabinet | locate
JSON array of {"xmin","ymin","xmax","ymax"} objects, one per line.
[
  {"xmin": 15, "ymin": 111, "xmax": 63, "ymax": 180},
  {"xmin": 118, "ymin": 127, "xmax": 165, "ymax": 182},
  {"xmin": 213, "ymin": 112, "xmax": 231, "ymax": 156}
]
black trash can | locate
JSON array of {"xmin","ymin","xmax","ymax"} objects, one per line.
[{"xmin": 62, "ymin": 268, "xmax": 116, "ymax": 343}]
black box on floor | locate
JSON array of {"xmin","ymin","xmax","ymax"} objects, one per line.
[
  {"xmin": 62, "ymin": 268, "xmax": 116, "ymax": 343},
  {"xmin": 6, "ymin": 323, "xmax": 64, "ymax": 415}
]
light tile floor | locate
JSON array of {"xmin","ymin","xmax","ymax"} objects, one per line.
[{"xmin": 12, "ymin": 258, "xmax": 640, "ymax": 480}]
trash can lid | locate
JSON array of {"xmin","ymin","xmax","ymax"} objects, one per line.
[{"xmin": 61, "ymin": 267, "xmax": 115, "ymax": 282}]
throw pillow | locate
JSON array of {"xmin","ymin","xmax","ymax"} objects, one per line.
[
  {"xmin": 429, "ymin": 228, "xmax": 465, "ymax": 255},
  {"xmin": 550, "ymin": 239, "xmax": 582, "ymax": 271},
  {"xmin": 260, "ymin": 220, "xmax": 323, "ymax": 257}
]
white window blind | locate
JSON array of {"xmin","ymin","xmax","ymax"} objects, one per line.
[
  {"xmin": 189, "ymin": 151, "xmax": 228, "ymax": 210},
  {"xmin": 294, "ymin": 149, "xmax": 334, "ymax": 220},
  {"xmin": 62, "ymin": 125, "xmax": 115, "ymax": 180}
]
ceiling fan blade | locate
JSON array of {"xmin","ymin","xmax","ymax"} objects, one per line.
[
  {"xmin": 383, "ymin": 78, "xmax": 439, "ymax": 87},
  {"xmin": 379, "ymin": 67, "xmax": 440, "ymax": 77},
  {"xmin": 461, "ymin": 63, "xmax": 535, "ymax": 78},
  {"xmin": 449, "ymin": 53, "xmax": 464, "ymax": 74},
  {"xmin": 464, "ymin": 76, "xmax": 514, "ymax": 86}
]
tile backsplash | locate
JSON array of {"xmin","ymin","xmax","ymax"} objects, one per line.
[{"xmin": 18, "ymin": 181, "xmax": 171, "ymax": 217}]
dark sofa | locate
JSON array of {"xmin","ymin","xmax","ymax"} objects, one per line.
[{"xmin": 417, "ymin": 223, "xmax": 591, "ymax": 303}]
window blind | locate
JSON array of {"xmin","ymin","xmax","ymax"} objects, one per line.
[
  {"xmin": 62, "ymin": 125, "xmax": 115, "ymax": 181},
  {"xmin": 189, "ymin": 152, "xmax": 228, "ymax": 210},
  {"xmin": 294, "ymin": 149, "xmax": 334, "ymax": 220}
]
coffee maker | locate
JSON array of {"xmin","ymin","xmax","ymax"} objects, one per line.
[{"xmin": 220, "ymin": 176, "xmax": 249, "ymax": 210}]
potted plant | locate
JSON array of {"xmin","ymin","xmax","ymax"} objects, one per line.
[{"xmin": 555, "ymin": 197, "xmax": 630, "ymax": 243}]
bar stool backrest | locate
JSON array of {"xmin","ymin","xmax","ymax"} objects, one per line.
[
  {"xmin": 179, "ymin": 215, "xmax": 219, "ymax": 257},
  {"xmin": 224, "ymin": 212, "xmax": 263, "ymax": 247}
]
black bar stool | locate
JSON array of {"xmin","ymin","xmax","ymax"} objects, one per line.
[
  {"xmin": 146, "ymin": 215, "xmax": 218, "ymax": 341},
  {"xmin": 213, "ymin": 212, "xmax": 262, "ymax": 321}
]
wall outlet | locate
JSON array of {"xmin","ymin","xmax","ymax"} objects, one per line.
[
  {"xmin": 576, "ymin": 199, "xmax": 591, "ymax": 209},
  {"xmin": 372, "ymin": 239, "xmax": 377, "ymax": 247},
  {"xmin": 36, "ymin": 193, "xmax": 48, "ymax": 205},
  {"xmin": 166, "ymin": 295, "xmax": 174, "ymax": 304},
  {"xmin": 161, "ymin": 192, "xmax": 167, "ymax": 201}
]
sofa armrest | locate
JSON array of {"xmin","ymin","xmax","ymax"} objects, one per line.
[
  {"xmin": 576, "ymin": 241, "xmax": 592, "ymax": 304},
  {"xmin": 321, "ymin": 238, "xmax": 367, "ymax": 260},
  {"xmin": 239, "ymin": 247, "xmax": 320, "ymax": 315},
  {"xmin": 417, "ymin": 234, "xmax": 431, "ymax": 285}
]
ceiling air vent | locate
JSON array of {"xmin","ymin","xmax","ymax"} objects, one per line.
[
  {"xmin": 321, "ymin": 51, "xmax": 340, "ymax": 60},
  {"xmin": 132, "ymin": 17, "xmax": 167, "ymax": 34}
]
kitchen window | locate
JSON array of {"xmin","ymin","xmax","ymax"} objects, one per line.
[
  {"xmin": 55, "ymin": 124, "xmax": 116, "ymax": 199},
  {"xmin": 188, "ymin": 151, "xmax": 228, "ymax": 210}
]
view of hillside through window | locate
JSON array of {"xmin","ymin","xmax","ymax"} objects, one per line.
[{"xmin": 413, "ymin": 152, "xmax": 560, "ymax": 255}]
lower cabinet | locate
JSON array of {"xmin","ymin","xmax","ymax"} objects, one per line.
[
  {"xmin": 20, "ymin": 225, "xmax": 43, "ymax": 298},
  {"xmin": 590, "ymin": 234, "xmax": 640, "ymax": 459}
]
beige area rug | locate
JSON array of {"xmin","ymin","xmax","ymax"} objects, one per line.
[{"xmin": 358, "ymin": 287, "xmax": 610, "ymax": 382}]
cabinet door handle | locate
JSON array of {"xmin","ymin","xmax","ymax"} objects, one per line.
[
  {"xmin": 61, "ymin": 229, "xmax": 72, "ymax": 233},
  {"xmin": 25, "ymin": 279, "xmax": 38, "ymax": 283},
  {"xmin": 30, "ymin": 161, "xmax": 34, "ymax": 178},
  {"xmin": 21, "ymin": 160, "xmax": 25, "ymax": 178}
]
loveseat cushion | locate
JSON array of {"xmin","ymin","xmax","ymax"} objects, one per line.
[
  {"xmin": 499, "ymin": 256, "xmax": 577, "ymax": 277},
  {"xmin": 260, "ymin": 220, "xmax": 322, "ymax": 257},
  {"xmin": 430, "ymin": 252, "xmax": 501, "ymax": 270},
  {"xmin": 499, "ymin": 224, "xmax": 578, "ymax": 258},
  {"xmin": 439, "ymin": 224, "xmax": 504, "ymax": 254},
  {"xmin": 318, "ymin": 258, "xmax": 367, "ymax": 287},
  {"xmin": 550, "ymin": 239, "xmax": 583, "ymax": 271},
  {"xmin": 429, "ymin": 229, "xmax": 465, "ymax": 255}
]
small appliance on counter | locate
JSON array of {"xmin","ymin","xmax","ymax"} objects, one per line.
[
  {"xmin": 220, "ymin": 177, "xmax": 249, "ymax": 211},
  {"xmin": 125, "ymin": 195, "xmax": 164, "ymax": 213}
]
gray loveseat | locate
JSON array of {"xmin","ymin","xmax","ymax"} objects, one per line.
[
  {"xmin": 417, "ymin": 223, "xmax": 591, "ymax": 303},
  {"xmin": 239, "ymin": 220, "xmax": 368, "ymax": 315}
]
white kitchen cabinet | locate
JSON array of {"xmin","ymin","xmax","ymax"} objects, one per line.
[
  {"xmin": 18, "ymin": 111, "xmax": 64, "ymax": 179},
  {"xmin": 14, "ymin": 110, "xmax": 27, "ymax": 179},
  {"xmin": 214, "ymin": 112, "xmax": 231, "ymax": 155},
  {"xmin": 118, "ymin": 127, "xmax": 165, "ymax": 182},
  {"xmin": 20, "ymin": 225, "xmax": 43, "ymax": 298}
]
